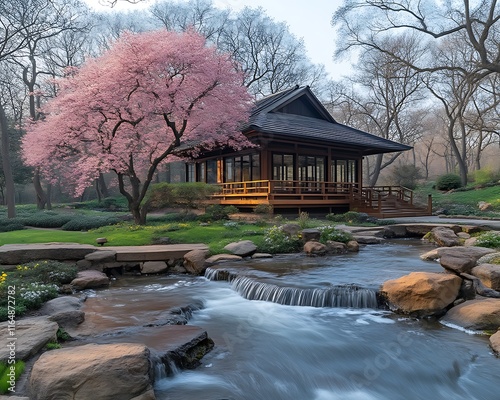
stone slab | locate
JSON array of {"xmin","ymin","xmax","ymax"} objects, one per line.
[
  {"xmin": 106, "ymin": 244, "xmax": 209, "ymax": 262},
  {"xmin": 0, "ymin": 243, "xmax": 97, "ymax": 265}
]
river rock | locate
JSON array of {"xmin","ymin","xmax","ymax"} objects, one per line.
[
  {"xmin": 29, "ymin": 343, "xmax": 153, "ymax": 400},
  {"xmin": 430, "ymin": 226, "xmax": 461, "ymax": 247},
  {"xmin": 205, "ymin": 254, "xmax": 242, "ymax": 264},
  {"xmin": 437, "ymin": 247, "xmax": 497, "ymax": 275},
  {"xmin": 471, "ymin": 264, "xmax": 500, "ymax": 291},
  {"xmin": 353, "ymin": 235, "xmax": 384, "ymax": 244},
  {"xmin": 490, "ymin": 330, "xmax": 500, "ymax": 355},
  {"xmin": 223, "ymin": 240, "xmax": 257, "ymax": 257},
  {"xmin": 0, "ymin": 317, "xmax": 58, "ymax": 362},
  {"xmin": 301, "ymin": 229, "xmax": 321, "ymax": 243},
  {"xmin": 140, "ymin": 261, "xmax": 168, "ymax": 274},
  {"xmin": 84, "ymin": 250, "xmax": 117, "ymax": 263},
  {"xmin": 326, "ymin": 241, "xmax": 347, "ymax": 254},
  {"xmin": 183, "ymin": 249, "xmax": 210, "ymax": 275},
  {"xmin": 464, "ymin": 237, "xmax": 479, "ymax": 247},
  {"xmin": 442, "ymin": 298, "xmax": 500, "ymax": 330},
  {"xmin": 281, "ymin": 223, "xmax": 301, "ymax": 237},
  {"xmin": 70, "ymin": 270, "xmax": 110, "ymax": 290},
  {"xmin": 346, "ymin": 240, "xmax": 360, "ymax": 252},
  {"xmin": 477, "ymin": 252, "xmax": 500, "ymax": 265},
  {"xmin": 457, "ymin": 232, "xmax": 471, "ymax": 239},
  {"xmin": 304, "ymin": 241, "xmax": 327, "ymax": 256},
  {"xmin": 406, "ymin": 224, "xmax": 461, "ymax": 237},
  {"xmin": 440, "ymin": 253, "xmax": 476, "ymax": 274},
  {"xmin": 39, "ymin": 296, "xmax": 84, "ymax": 329},
  {"xmin": 382, "ymin": 225, "xmax": 408, "ymax": 238},
  {"xmin": 420, "ymin": 248, "xmax": 440, "ymax": 261},
  {"xmin": 381, "ymin": 272, "xmax": 462, "ymax": 317},
  {"xmin": 251, "ymin": 253, "xmax": 273, "ymax": 259}
]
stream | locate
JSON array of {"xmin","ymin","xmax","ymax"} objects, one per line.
[{"xmin": 81, "ymin": 240, "xmax": 500, "ymax": 400}]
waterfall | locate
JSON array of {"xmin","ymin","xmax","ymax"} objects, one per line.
[
  {"xmin": 205, "ymin": 268, "xmax": 379, "ymax": 309},
  {"xmin": 151, "ymin": 353, "xmax": 180, "ymax": 382}
]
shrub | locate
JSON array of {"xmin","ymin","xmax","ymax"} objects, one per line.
[
  {"xmin": 296, "ymin": 212, "xmax": 311, "ymax": 229},
  {"xmin": 0, "ymin": 361, "xmax": 25, "ymax": 394},
  {"xmin": 0, "ymin": 218, "xmax": 24, "ymax": 232},
  {"xmin": 318, "ymin": 226, "xmax": 353, "ymax": 244},
  {"xmin": 259, "ymin": 225, "xmax": 302, "ymax": 254},
  {"xmin": 61, "ymin": 215, "xmax": 121, "ymax": 231},
  {"xmin": 18, "ymin": 283, "xmax": 59, "ymax": 309},
  {"xmin": 326, "ymin": 211, "xmax": 374, "ymax": 224},
  {"xmin": 20, "ymin": 211, "xmax": 73, "ymax": 228},
  {"xmin": 147, "ymin": 182, "xmax": 220, "ymax": 210},
  {"xmin": 254, "ymin": 204, "xmax": 274, "ymax": 215},
  {"xmin": 476, "ymin": 231, "xmax": 500, "ymax": 249},
  {"xmin": 148, "ymin": 212, "xmax": 198, "ymax": 223},
  {"xmin": 391, "ymin": 164, "xmax": 423, "ymax": 189},
  {"xmin": 470, "ymin": 168, "xmax": 499, "ymax": 186},
  {"xmin": 199, "ymin": 205, "xmax": 238, "ymax": 222},
  {"xmin": 436, "ymin": 173, "xmax": 462, "ymax": 191},
  {"xmin": 15, "ymin": 260, "xmax": 78, "ymax": 285}
]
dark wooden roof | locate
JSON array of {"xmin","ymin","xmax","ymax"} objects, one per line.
[{"xmin": 244, "ymin": 86, "xmax": 412, "ymax": 156}]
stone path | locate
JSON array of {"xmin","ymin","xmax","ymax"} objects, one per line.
[{"xmin": 0, "ymin": 243, "xmax": 208, "ymax": 265}]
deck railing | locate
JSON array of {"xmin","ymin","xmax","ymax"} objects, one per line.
[{"xmin": 212, "ymin": 180, "xmax": 431, "ymax": 214}]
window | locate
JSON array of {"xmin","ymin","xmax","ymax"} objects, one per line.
[
  {"xmin": 332, "ymin": 159, "xmax": 358, "ymax": 183},
  {"xmin": 298, "ymin": 156, "xmax": 325, "ymax": 182},
  {"xmin": 224, "ymin": 153, "xmax": 260, "ymax": 182},
  {"xmin": 186, "ymin": 163, "xmax": 195, "ymax": 182},
  {"xmin": 206, "ymin": 160, "xmax": 217, "ymax": 184},
  {"xmin": 272, "ymin": 153, "xmax": 294, "ymax": 181}
]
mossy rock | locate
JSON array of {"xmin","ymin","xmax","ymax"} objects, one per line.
[{"xmin": 477, "ymin": 252, "xmax": 500, "ymax": 265}]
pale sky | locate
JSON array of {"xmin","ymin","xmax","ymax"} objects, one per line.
[{"xmin": 86, "ymin": 0, "xmax": 352, "ymax": 80}]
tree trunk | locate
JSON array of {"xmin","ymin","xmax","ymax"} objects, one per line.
[
  {"xmin": 368, "ymin": 154, "xmax": 383, "ymax": 187},
  {"xmin": 46, "ymin": 183, "xmax": 52, "ymax": 210},
  {"xmin": 0, "ymin": 103, "xmax": 16, "ymax": 218},
  {"xmin": 34, "ymin": 168, "xmax": 47, "ymax": 209},
  {"xmin": 98, "ymin": 173, "xmax": 109, "ymax": 198}
]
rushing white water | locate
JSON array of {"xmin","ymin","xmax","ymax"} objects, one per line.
[{"xmin": 80, "ymin": 240, "xmax": 500, "ymax": 400}]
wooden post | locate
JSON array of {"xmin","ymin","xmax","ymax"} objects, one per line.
[{"xmin": 427, "ymin": 194, "xmax": 433, "ymax": 214}]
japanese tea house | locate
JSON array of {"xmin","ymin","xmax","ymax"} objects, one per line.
[{"xmin": 179, "ymin": 85, "xmax": 431, "ymax": 217}]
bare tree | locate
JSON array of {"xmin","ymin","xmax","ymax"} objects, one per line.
[
  {"xmin": 328, "ymin": 35, "xmax": 426, "ymax": 186},
  {"xmin": 333, "ymin": 0, "xmax": 500, "ymax": 76},
  {"xmin": 8, "ymin": 0, "xmax": 91, "ymax": 209},
  {"xmin": 149, "ymin": 2, "xmax": 328, "ymax": 97}
]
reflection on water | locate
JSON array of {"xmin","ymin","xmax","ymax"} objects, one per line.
[{"xmin": 80, "ymin": 240, "xmax": 500, "ymax": 400}]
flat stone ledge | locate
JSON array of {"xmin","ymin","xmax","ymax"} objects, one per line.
[{"xmin": 0, "ymin": 243, "xmax": 97, "ymax": 265}]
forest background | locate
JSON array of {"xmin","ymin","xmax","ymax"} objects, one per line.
[{"xmin": 0, "ymin": 0, "xmax": 499, "ymax": 215}]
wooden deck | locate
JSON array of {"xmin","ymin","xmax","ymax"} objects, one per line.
[{"xmin": 212, "ymin": 180, "xmax": 432, "ymax": 217}]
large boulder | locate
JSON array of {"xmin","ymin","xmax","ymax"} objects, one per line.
[
  {"xmin": 438, "ymin": 247, "xmax": 497, "ymax": 274},
  {"xmin": 29, "ymin": 343, "xmax": 154, "ymax": 400},
  {"xmin": 477, "ymin": 252, "xmax": 500, "ymax": 265},
  {"xmin": 490, "ymin": 330, "xmax": 500, "ymax": 355},
  {"xmin": 0, "ymin": 317, "xmax": 58, "ymax": 362},
  {"xmin": 39, "ymin": 296, "xmax": 85, "ymax": 329},
  {"xmin": 301, "ymin": 229, "xmax": 321, "ymax": 243},
  {"xmin": 325, "ymin": 241, "xmax": 347, "ymax": 254},
  {"xmin": 140, "ymin": 261, "xmax": 168, "ymax": 275},
  {"xmin": 471, "ymin": 264, "xmax": 500, "ymax": 291},
  {"xmin": 442, "ymin": 298, "xmax": 500, "ymax": 330},
  {"xmin": 183, "ymin": 249, "xmax": 210, "ymax": 275},
  {"xmin": 381, "ymin": 272, "xmax": 462, "ymax": 317},
  {"xmin": 304, "ymin": 241, "xmax": 327, "ymax": 256},
  {"xmin": 281, "ymin": 223, "xmax": 301, "ymax": 237},
  {"xmin": 70, "ymin": 270, "xmax": 110, "ymax": 290},
  {"xmin": 429, "ymin": 226, "xmax": 461, "ymax": 247},
  {"xmin": 223, "ymin": 240, "xmax": 257, "ymax": 257}
]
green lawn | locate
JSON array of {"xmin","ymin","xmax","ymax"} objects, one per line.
[
  {"xmin": 0, "ymin": 221, "xmax": 269, "ymax": 254},
  {"xmin": 415, "ymin": 184, "xmax": 500, "ymax": 215}
]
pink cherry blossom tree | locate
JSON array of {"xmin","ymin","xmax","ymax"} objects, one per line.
[{"xmin": 22, "ymin": 29, "xmax": 252, "ymax": 224}]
